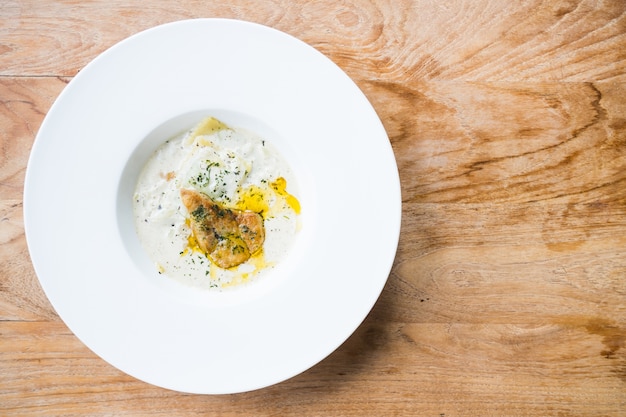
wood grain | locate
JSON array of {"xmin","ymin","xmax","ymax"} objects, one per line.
[
  {"xmin": 366, "ymin": 80, "xmax": 626, "ymax": 204},
  {"xmin": 1, "ymin": 0, "xmax": 625, "ymax": 416},
  {"xmin": 1, "ymin": 0, "xmax": 625, "ymax": 81}
]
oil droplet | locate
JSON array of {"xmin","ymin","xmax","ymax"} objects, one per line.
[
  {"xmin": 235, "ymin": 185, "xmax": 270, "ymax": 215},
  {"xmin": 271, "ymin": 177, "xmax": 301, "ymax": 214}
]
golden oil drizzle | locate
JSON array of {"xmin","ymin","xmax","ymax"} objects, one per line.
[{"xmin": 270, "ymin": 177, "xmax": 301, "ymax": 214}]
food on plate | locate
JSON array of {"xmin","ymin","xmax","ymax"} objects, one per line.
[
  {"xmin": 180, "ymin": 188, "xmax": 265, "ymax": 269},
  {"xmin": 133, "ymin": 116, "xmax": 300, "ymax": 289}
]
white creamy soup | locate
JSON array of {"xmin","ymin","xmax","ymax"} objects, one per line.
[{"xmin": 133, "ymin": 117, "xmax": 301, "ymax": 290}]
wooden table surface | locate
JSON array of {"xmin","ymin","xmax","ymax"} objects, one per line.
[{"xmin": 2, "ymin": 1, "xmax": 625, "ymax": 415}]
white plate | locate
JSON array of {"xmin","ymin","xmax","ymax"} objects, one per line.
[{"xmin": 24, "ymin": 18, "xmax": 401, "ymax": 394}]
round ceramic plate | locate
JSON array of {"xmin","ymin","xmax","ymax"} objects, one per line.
[{"xmin": 24, "ymin": 18, "xmax": 401, "ymax": 394}]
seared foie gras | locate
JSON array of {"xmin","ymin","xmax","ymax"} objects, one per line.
[{"xmin": 180, "ymin": 188, "xmax": 264, "ymax": 269}]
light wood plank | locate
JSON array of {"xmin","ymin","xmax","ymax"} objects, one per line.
[
  {"xmin": 1, "ymin": 0, "xmax": 625, "ymax": 82},
  {"xmin": 362, "ymin": 80, "xmax": 626, "ymax": 204},
  {"xmin": 0, "ymin": 77, "xmax": 68, "ymax": 200},
  {"xmin": 0, "ymin": 320, "xmax": 624, "ymax": 416}
]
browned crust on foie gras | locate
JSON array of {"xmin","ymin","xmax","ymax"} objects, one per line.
[{"xmin": 180, "ymin": 188, "xmax": 265, "ymax": 269}]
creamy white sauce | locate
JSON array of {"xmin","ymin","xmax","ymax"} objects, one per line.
[{"xmin": 133, "ymin": 117, "xmax": 300, "ymax": 290}]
